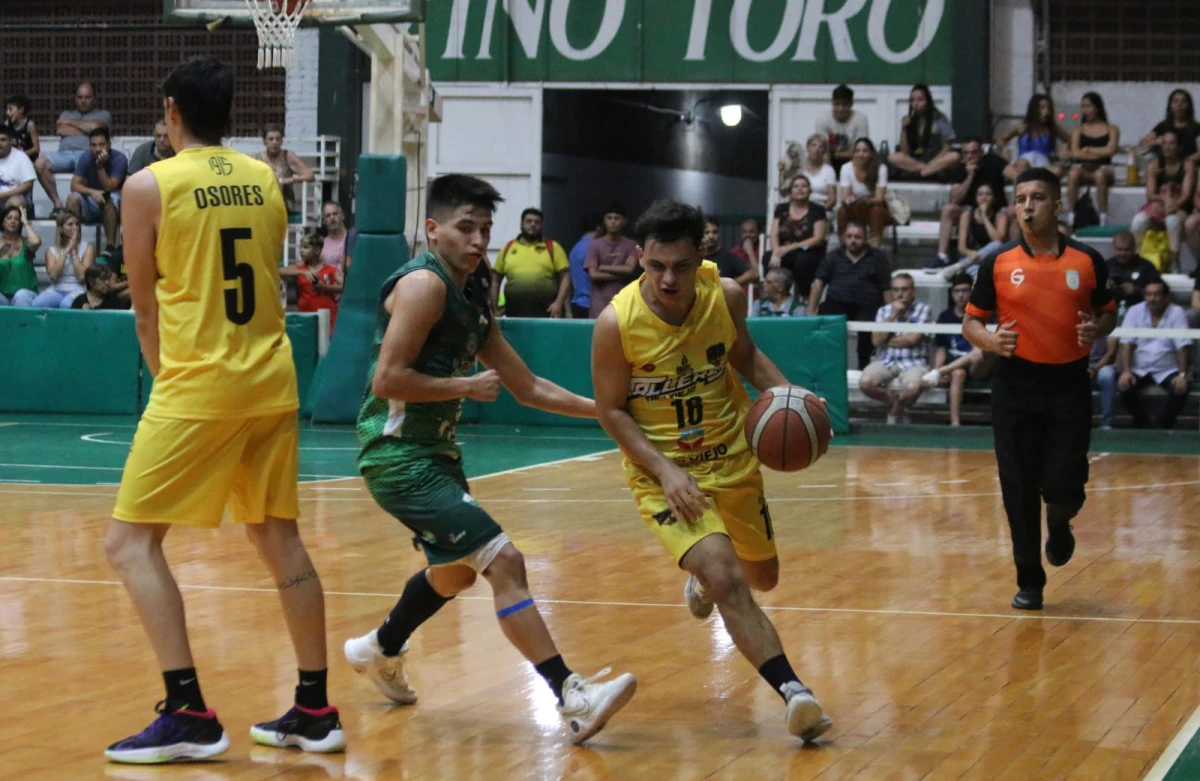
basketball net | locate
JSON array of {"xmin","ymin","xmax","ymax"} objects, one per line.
[{"xmin": 245, "ymin": 0, "xmax": 309, "ymax": 69}]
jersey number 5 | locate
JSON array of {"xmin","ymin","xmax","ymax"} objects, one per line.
[{"xmin": 220, "ymin": 227, "xmax": 256, "ymax": 325}]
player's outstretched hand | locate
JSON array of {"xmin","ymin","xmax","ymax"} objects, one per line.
[
  {"xmin": 660, "ymin": 464, "xmax": 710, "ymax": 525},
  {"xmin": 466, "ymin": 369, "xmax": 501, "ymax": 402}
]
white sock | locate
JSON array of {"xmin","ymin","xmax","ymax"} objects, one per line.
[
  {"xmin": 1065, "ymin": 211, "xmax": 1075, "ymax": 226},
  {"xmin": 1099, "ymin": 212, "xmax": 1108, "ymax": 226}
]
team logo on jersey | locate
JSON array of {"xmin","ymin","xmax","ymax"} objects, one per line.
[
  {"xmin": 1066, "ymin": 269, "xmax": 1080, "ymax": 290},
  {"xmin": 653, "ymin": 508, "xmax": 676, "ymax": 526},
  {"xmin": 628, "ymin": 355, "xmax": 726, "ymax": 400},
  {"xmin": 1010, "ymin": 268, "xmax": 1025, "ymax": 287},
  {"xmin": 706, "ymin": 342, "xmax": 726, "ymax": 365},
  {"xmin": 677, "ymin": 427, "xmax": 705, "ymax": 451}
]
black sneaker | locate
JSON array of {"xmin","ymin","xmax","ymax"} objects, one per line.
[
  {"xmin": 1045, "ymin": 521, "xmax": 1076, "ymax": 567},
  {"xmin": 1011, "ymin": 589, "xmax": 1043, "ymax": 610},
  {"xmin": 105, "ymin": 701, "xmax": 229, "ymax": 764},
  {"xmin": 250, "ymin": 706, "xmax": 346, "ymax": 753}
]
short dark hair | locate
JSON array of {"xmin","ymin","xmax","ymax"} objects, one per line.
[
  {"xmin": 948, "ymin": 273, "xmax": 974, "ymax": 289},
  {"xmin": 83, "ymin": 263, "xmax": 113, "ymax": 288},
  {"xmin": 0, "ymin": 125, "xmax": 13, "ymax": 140},
  {"xmin": 844, "ymin": 220, "xmax": 868, "ymax": 236},
  {"xmin": 832, "ymin": 84, "xmax": 854, "ymax": 102},
  {"xmin": 426, "ymin": 174, "xmax": 504, "ymax": 221},
  {"xmin": 300, "ymin": 228, "xmax": 324, "ymax": 248},
  {"xmin": 5, "ymin": 95, "xmax": 30, "ymax": 114},
  {"xmin": 634, "ymin": 199, "xmax": 705, "ymax": 247},
  {"xmin": 1015, "ymin": 166, "xmax": 1062, "ymax": 195},
  {"xmin": 963, "ymin": 136, "xmax": 983, "ymax": 146},
  {"xmin": 88, "ymin": 126, "xmax": 111, "ymax": 143},
  {"xmin": 262, "ymin": 122, "xmax": 284, "ymax": 138},
  {"xmin": 605, "ymin": 202, "xmax": 626, "ymax": 217},
  {"xmin": 162, "ymin": 55, "xmax": 234, "ymax": 146},
  {"xmin": 892, "ymin": 272, "xmax": 915, "ymax": 286},
  {"xmin": 705, "ymin": 215, "xmax": 720, "ymax": 228},
  {"xmin": 1145, "ymin": 278, "xmax": 1170, "ymax": 294},
  {"xmin": 520, "ymin": 207, "xmax": 543, "ymax": 222}
]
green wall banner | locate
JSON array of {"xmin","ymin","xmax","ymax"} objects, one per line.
[{"xmin": 429, "ymin": 0, "xmax": 951, "ymax": 85}]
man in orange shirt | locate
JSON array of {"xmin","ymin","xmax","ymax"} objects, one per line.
[{"xmin": 962, "ymin": 168, "xmax": 1117, "ymax": 610}]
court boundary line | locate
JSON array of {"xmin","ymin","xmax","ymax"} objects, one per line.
[
  {"xmin": 1143, "ymin": 703, "xmax": 1200, "ymax": 781},
  {"xmin": 2, "ymin": 575, "xmax": 1198, "ymax": 626}
]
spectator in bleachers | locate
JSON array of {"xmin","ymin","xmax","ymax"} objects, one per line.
[
  {"xmin": 568, "ymin": 214, "xmax": 600, "ymax": 319},
  {"xmin": 923, "ymin": 273, "xmax": 995, "ymax": 426},
  {"xmin": 127, "ymin": 120, "xmax": 175, "ymax": 177},
  {"xmin": 1130, "ymin": 129, "xmax": 1194, "ymax": 271},
  {"xmin": 585, "ymin": 204, "xmax": 638, "ymax": 319},
  {"xmin": 258, "ymin": 124, "xmax": 316, "ymax": 223},
  {"xmin": 945, "ymin": 182, "xmax": 1009, "ymax": 278},
  {"xmin": 284, "ymin": 230, "xmax": 343, "ymax": 329},
  {"xmin": 34, "ymin": 82, "xmax": 111, "ymax": 213},
  {"xmin": 5, "ymin": 95, "xmax": 40, "ymax": 163},
  {"xmin": 888, "ymin": 84, "xmax": 961, "ymax": 181},
  {"xmin": 815, "ymin": 84, "xmax": 869, "ymax": 173},
  {"xmin": 1138, "ymin": 89, "xmax": 1200, "ymax": 163},
  {"xmin": 0, "ymin": 125, "xmax": 36, "ymax": 211},
  {"xmin": 837, "ymin": 138, "xmax": 892, "ymax": 247},
  {"xmin": 71, "ymin": 263, "xmax": 127, "ymax": 310},
  {"xmin": 492, "ymin": 207, "xmax": 570, "ymax": 318},
  {"xmin": 702, "ymin": 216, "xmax": 755, "ymax": 286},
  {"xmin": 320, "ymin": 201, "xmax": 355, "ymax": 273},
  {"xmin": 755, "ymin": 267, "xmax": 803, "ymax": 317},
  {"xmin": 769, "ymin": 175, "xmax": 827, "ymax": 301},
  {"xmin": 1091, "ymin": 336, "xmax": 1119, "ymax": 430},
  {"xmin": 927, "ymin": 138, "xmax": 1008, "ymax": 270},
  {"xmin": 67, "ymin": 127, "xmax": 127, "ymax": 252},
  {"xmin": 0, "ymin": 204, "xmax": 41, "ymax": 306},
  {"xmin": 31, "ymin": 210, "xmax": 93, "ymax": 309},
  {"xmin": 1117, "ymin": 279, "xmax": 1191, "ymax": 429},
  {"xmin": 797, "ymin": 133, "xmax": 838, "ymax": 208},
  {"xmin": 808, "ymin": 221, "xmax": 892, "ymax": 369},
  {"xmin": 995, "ymin": 94, "xmax": 1069, "ymax": 181},
  {"xmin": 731, "ymin": 217, "xmax": 761, "ymax": 270},
  {"xmin": 1065, "ymin": 92, "xmax": 1120, "ymax": 228},
  {"xmin": 859, "ymin": 273, "xmax": 932, "ymax": 424},
  {"xmin": 1107, "ymin": 230, "xmax": 1161, "ymax": 315}
]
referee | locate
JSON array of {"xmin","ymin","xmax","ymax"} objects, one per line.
[{"xmin": 963, "ymin": 168, "xmax": 1117, "ymax": 610}]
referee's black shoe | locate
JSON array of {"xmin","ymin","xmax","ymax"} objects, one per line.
[
  {"xmin": 1045, "ymin": 521, "xmax": 1076, "ymax": 567},
  {"xmin": 1012, "ymin": 590, "xmax": 1043, "ymax": 610}
]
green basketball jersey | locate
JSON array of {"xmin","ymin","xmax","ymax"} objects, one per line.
[{"xmin": 357, "ymin": 252, "xmax": 493, "ymax": 470}]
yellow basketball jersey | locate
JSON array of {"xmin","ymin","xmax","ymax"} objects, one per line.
[
  {"xmin": 612, "ymin": 261, "xmax": 750, "ymax": 474},
  {"xmin": 145, "ymin": 147, "xmax": 297, "ymax": 420}
]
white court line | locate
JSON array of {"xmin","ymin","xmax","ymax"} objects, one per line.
[
  {"xmin": 799, "ymin": 484, "xmax": 839, "ymax": 489},
  {"xmin": 312, "ymin": 487, "xmax": 361, "ymax": 492},
  {"xmin": 939, "ymin": 479, "xmax": 969, "ymax": 484},
  {"xmin": 2, "ymin": 478, "xmax": 41, "ymax": 484},
  {"xmin": 874, "ymin": 482, "xmax": 908, "ymax": 487},
  {"xmin": 523, "ymin": 488, "xmax": 571, "ymax": 492},
  {"xmin": 1142, "ymin": 702, "xmax": 1200, "ymax": 781},
  {"xmin": 0, "ymin": 422, "xmax": 20, "ymax": 428},
  {"xmin": 1, "ymin": 575, "xmax": 1198, "ymax": 626}
]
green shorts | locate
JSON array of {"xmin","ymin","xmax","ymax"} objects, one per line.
[{"xmin": 362, "ymin": 455, "xmax": 504, "ymax": 566}]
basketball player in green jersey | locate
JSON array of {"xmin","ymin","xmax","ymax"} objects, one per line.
[{"xmin": 343, "ymin": 174, "xmax": 636, "ymax": 744}]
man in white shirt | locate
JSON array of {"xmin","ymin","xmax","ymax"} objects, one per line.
[
  {"xmin": 1117, "ymin": 279, "xmax": 1191, "ymax": 428},
  {"xmin": 0, "ymin": 125, "xmax": 36, "ymax": 211},
  {"xmin": 814, "ymin": 85, "xmax": 869, "ymax": 172}
]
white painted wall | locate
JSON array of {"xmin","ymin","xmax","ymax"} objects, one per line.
[
  {"xmin": 1052, "ymin": 82, "xmax": 1200, "ymax": 148},
  {"xmin": 285, "ymin": 29, "xmax": 321, "ymax": 137},
  {"xmin": 990, "ymin": 0, "xmax": 1036, "ymax": 123}
]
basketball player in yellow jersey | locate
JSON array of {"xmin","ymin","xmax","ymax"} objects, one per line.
[
  {"xmin": 592, "ymin": 200, "xmax": 832, "ymax": 742},
  {"xmin": 102, "ymin": 56, "xmax": 343, "ymax": 764}
]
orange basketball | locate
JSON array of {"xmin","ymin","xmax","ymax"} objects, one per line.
[{"xmin": 744, "ymin": 386, "xmax": 831, "ymax": 472}]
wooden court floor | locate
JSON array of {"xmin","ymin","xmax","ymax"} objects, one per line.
[{"xmin": 2, "ymin": 433, "xmax": 1198, "ymax": 781}]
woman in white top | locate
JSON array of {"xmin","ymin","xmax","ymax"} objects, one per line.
[
  {"xmin": 801, "ymin": 134, "xmax": 838, "ymax": 208},
  {"xmin": 837, "ymin": 138, "xmax": 892, "ymax": 247},
  {"xmin": 32, "ymin": 210, "xmax": 93, "ymax": 308}
]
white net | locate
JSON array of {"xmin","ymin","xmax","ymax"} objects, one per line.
[{"xmin": 245, "ymin": 0, "xmax": 309, "ymax": 69}]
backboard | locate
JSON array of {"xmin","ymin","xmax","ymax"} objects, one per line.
[{"xmin": 165, "ymin": 0, "xmax": 425, "ymax": 26}]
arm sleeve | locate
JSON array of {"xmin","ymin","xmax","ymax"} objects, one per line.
[
  {"xmin": 551, "ymin": 242, "xmax": 569, "ymax": 273},
  {"xmin": 492, "ymin": 245, "xmax": 507, "ymax": 275},
  {"xmin": 933, "ymin": 309, "xmax": 952, "ymax": 349},
  {"xmin": 73, "ymin": 152, "xmax": 91, "ymax": 178},
  {"xmin": 875, "ymin": 257, "xmax": 892, "ymax": 292},
  {"xmin": 966, "ymin": 255, "xmax": 998, "ymax": 317},
  {"xmin": 1089, "ymin": 247, "xmax": 1117, "ymax": 312},
  {"xmin": 345, "ymin": 228, "xmax": 357, "ymax": 256},
  {"xmin": 855, "ymin": 114, "xmax": 870, "ymax": 138},
  {"xmin": 111, "ymin": 151, "xmax": 129, "ymax": 182},
  {"xmin": 814, "ymin": 253, "xmax": 835, "ymax": 282},
  {"xmin": 1170, "ymin": 306, "xmax": 1192, "ymax": 350}
]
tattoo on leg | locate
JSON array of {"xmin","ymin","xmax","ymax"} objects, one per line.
[{"xmin": 278, "ymin": 569, "xmax": 318, "ymax": 590}]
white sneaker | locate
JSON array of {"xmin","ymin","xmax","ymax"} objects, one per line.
[
  {"xmin": 921, "ymin": 369, "xmax": 941, "ymax": 388},
  {"xmin": 559, "ymin": 668, "xmax": 638, "ymax": 744},
  {"xmin": 684, "ymin": 575, "xmax": 714, "ymax": 619},
  {"xmin": 343, "ymin": 631, "xmax": 418, "ymax": 705},
  {"xmin": 781, "ymin": 682, "xmax": 833, "ymax": 742}
]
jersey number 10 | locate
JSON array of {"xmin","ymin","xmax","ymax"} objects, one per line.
[{"xmin": 220, "ymin": 227, "xmax": 256, "ymax": 325}]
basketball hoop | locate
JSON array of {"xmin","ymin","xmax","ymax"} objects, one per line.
[{"xmin": 245, "ymin": 0, "xmax": 309, "ymax": 69}]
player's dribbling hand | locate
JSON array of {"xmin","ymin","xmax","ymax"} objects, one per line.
[
  {"xmin": 660, "ymin": 464, "xmax": 710, "ymax": 525},
  {"xmin": 466, "ymin": 369, "xmax": 501, "ymax": 402},
  {"xmin": 1076, "ymin": 311, "xmax": 1097, "ymax": 347},
  {"xmin": 993, "ymin": 320, "xmax": 1018, "ymax": 357}
]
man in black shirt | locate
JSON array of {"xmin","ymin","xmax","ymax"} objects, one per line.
[
  {"xmin": 1106, "ymin": 230, "xmax": 1160, "ymax": 312},
  {"xmin": 701, "ymin": 216, "xmax": 756, "ymax": 286},
  {"xmin": 928, "ymin": 138, "xmax": 1009, "ymax": 269},
  {"xmin": 808, "ymin": 221, "xmax": 893, "ymax": 369}
]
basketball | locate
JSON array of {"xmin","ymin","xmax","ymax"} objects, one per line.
[{"xmin": 744, "ymin": 386, "xmax": 831, "ymax": 472}]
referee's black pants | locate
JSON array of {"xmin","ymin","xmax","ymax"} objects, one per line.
[{"xmin": 991, "ymin": 372, "xmax": 1092, "ymax": 592}]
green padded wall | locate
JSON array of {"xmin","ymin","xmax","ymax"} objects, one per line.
[
  {"xmin": 463, "ymin": 316, "xmax": 851, "ymax": 434},
  {"xmin": 354, "ymin": 155, "xmax": 408, "ymax": 234},
  {"xmin": 0, "ymin": 309, "xmax": 140, "ymax": 414}
]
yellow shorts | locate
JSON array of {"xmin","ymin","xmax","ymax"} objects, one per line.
[
  {"xmin": 113, "ymin": 411, "xmax": 300, "ymax": 528},
  {"xmin": 628, "ymin": 448, "xmax": 775, "ymax": 565}
]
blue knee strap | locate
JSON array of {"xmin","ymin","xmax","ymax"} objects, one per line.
[{"xmin": 496, "ymin": 597, "xmax": 535, "ymax": 619}]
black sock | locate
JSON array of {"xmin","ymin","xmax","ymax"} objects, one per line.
[
  {"xmin": 534, "ymin": 655, "xmax": 574, "ymax": 703},
  {"xmin": 376, "ymin": 570, "xmax": 453, "ymax": 656},
  {"xmin": 163, "ymin": 668, "xmax": 206, "ymax": 712},
  {"xmin": 295, "ymin": 668, "xmax": 329, "ymax": 711},
  {"xmin": 1046, "ymin": 502, "xmax": 1080, "ymax": 528},
  {"xmin": 758, "ymin": 654, "xmax": 802, "ymax": 701}
]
